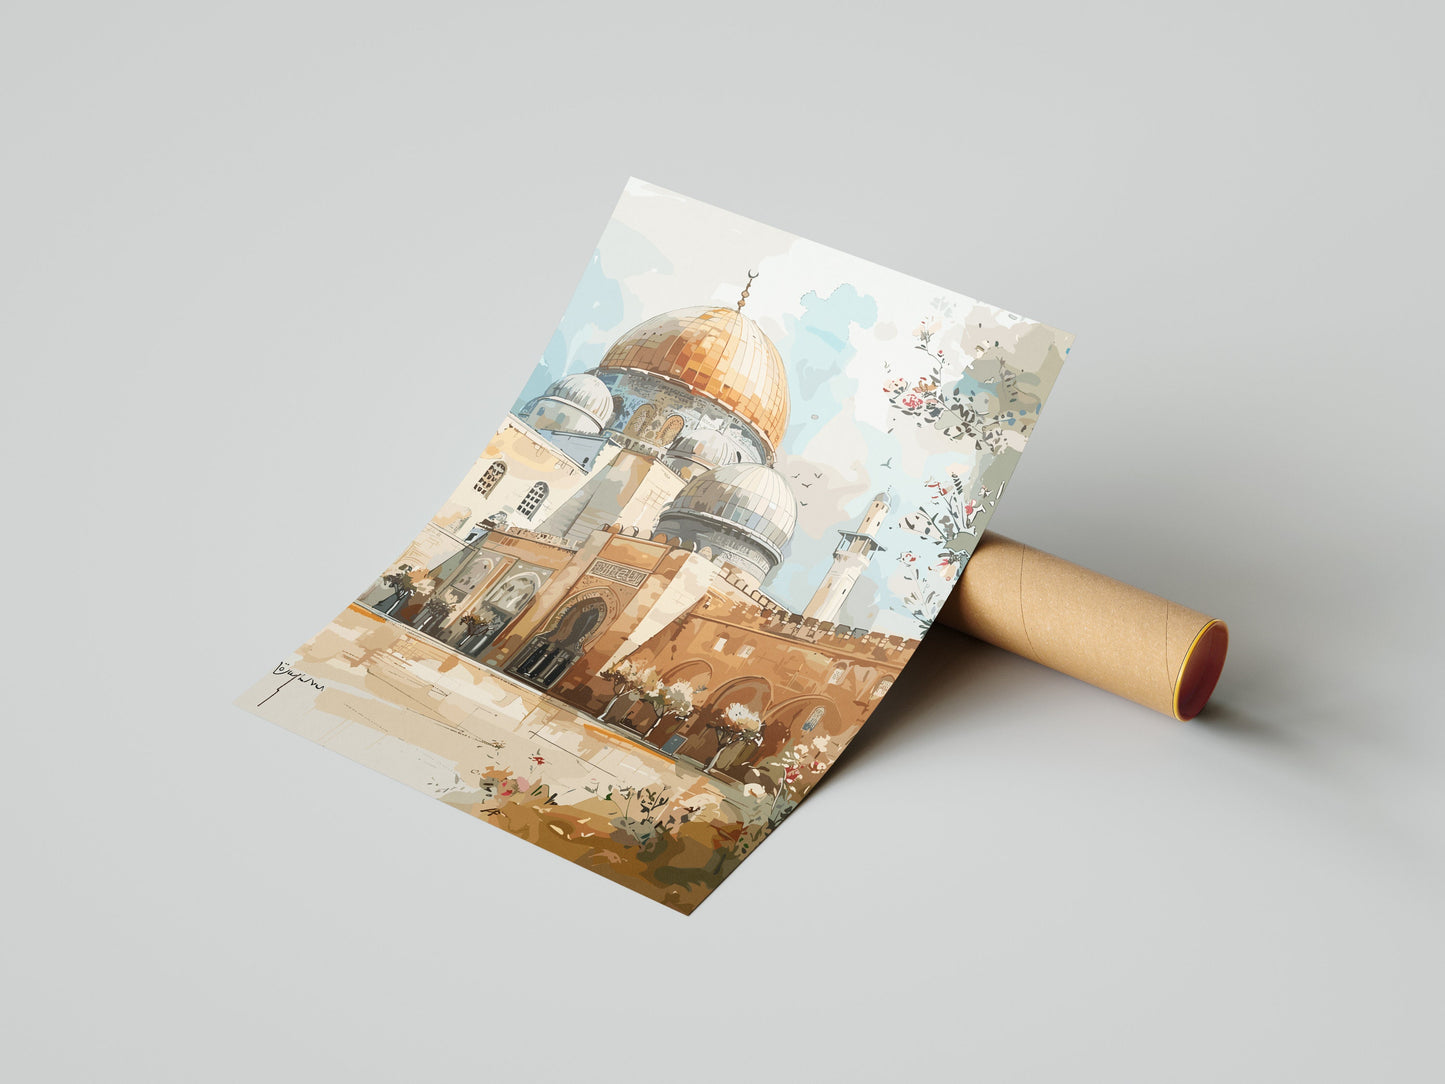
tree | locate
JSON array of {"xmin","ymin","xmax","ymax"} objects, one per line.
[
  {"xmin": 375, "ymin": 569, "xmax": 416, "ymax": 615},
  {"xmin": 598, "ymin": 659, "xmax": 698, "ymax": 739},
  {"xmin": 598, "ymin": 658, "xmax": 658, "ymax": 721},
  {"xmin": 456, "ymin": 608, "xmax": 501, "ymax": 654},
  {"xmin": 413, "ymin": 595, "xmax": 451, "ymax": 633},
  {"xmin": 638, "ymin": 680, "xmax": 696, "ymax": 739},
  {"xmin": 704, "ymin": 702, "xmax": 763, "ymax": 772}
]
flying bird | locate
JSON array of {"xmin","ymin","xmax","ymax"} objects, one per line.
[{"xmin": 880, "ymin": 457, "xmax": 893, "ymax": 468}]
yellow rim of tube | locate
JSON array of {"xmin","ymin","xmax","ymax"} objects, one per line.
[{"xmin": 1172, "ymin": 618, "xmax": 1226, "ymax": 721}]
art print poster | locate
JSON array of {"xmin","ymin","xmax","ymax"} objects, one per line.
[{"xmin": 237, "ymin": 180, "xmax": 1074, "ymax": 913}]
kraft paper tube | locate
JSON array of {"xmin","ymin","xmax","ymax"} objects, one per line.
[{"xmin": 935, "ymin": 532, "xmax": 1228, "ymax": 721}]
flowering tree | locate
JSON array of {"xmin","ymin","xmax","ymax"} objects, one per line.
[
  {"xmin": 598, "ymin": 659, "xmax": 697, "ymax": 737},
  {"xmin": 883, "ymin": 309, "xmax": 1043, "ymax": 631},
  {"xmin": 639, "ymin": 680, "xmax": 696, "ymax": 739},
  {"xmin": 704, "ymin": 702, "xmax": 763, "ymax": 772},
  {"xmin": 599, "ymin": 658, "xmax": 660, "ymax": 720}
]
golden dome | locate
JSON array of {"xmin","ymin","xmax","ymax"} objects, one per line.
[{"xmin": 597, "ymin": 306, "xmax": 790, "ymax": 454}]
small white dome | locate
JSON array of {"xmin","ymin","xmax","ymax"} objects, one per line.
[
  {"xmin": 537, "ymin": 372, "xmax": 614, "ymax": 429},
  {"xmin": 668, "ymin": 426, "xmax": 757, "ymax": 469}
]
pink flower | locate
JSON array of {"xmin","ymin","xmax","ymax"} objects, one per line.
[
  {"xmin": 963, "ymin": 500, "xmax": 980, "ymax": 517},
  {"xmin": 900, "ymin": 393, "xmax": 924, "ymax": 409},
  {"xmin": 784, "ymin": 766, "xmax": 802, "ymax": 783},
  {"xmin": 901, "ymin": 551, "xmax": 918, "ymax": 564}
]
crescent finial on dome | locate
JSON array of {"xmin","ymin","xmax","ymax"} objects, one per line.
[{"xmin": 738, "ymin": 269, "xmax": 758, "ymax": 311}]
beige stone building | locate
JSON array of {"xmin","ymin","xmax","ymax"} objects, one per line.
[{"xmin": 360, "ymin": 295, "xmax": 915, "ymax": 782}]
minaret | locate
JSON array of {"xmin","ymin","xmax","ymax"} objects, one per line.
[{"xmin": 803, "ymin": 491, "xmax": 890, "ymax": 623}]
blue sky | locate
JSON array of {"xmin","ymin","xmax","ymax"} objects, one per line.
[{"xmin": 503, "ymin": 180, "xmax": 1071, "ymax": 636}]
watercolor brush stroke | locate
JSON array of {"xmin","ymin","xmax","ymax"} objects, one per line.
[{"xmin": 236, "ymin": 179, "xmax": 1074, "ymax": 913}]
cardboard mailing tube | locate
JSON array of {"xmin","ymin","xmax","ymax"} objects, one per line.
[{"xmin": 935, "ymin": 532, "xmax": 1228, "ymax": 721}]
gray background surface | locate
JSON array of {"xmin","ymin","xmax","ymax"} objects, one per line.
[{"xmin": 3, "ymin": 2, "xmax": 1442, "ymax": 1080}]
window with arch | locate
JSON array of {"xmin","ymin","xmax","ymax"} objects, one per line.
[
  {"xmin": 656, "ymin": 414, "xmax": 686, "ymax": 447},
  {"xmin": 624, "ymin": 404, "xmax": 656, "ymax": 438},
  {"xmin": 474, "ymin": 461, "xmax": 506, "ymax": 496},
  {"xmin": 800, "ymin": 705, "xmax": 826, "ymax": 732},
  {"xmin": 486, "ymin": 573, "xmax": 539, "ymax": 613},
  {"xmin": 871, "ymin": 677, "xmax": 894, "ymax": 699},
  {"xmin": 518, "ymin": 481, "xmax": 548, "ymax": 517},
  {"xmin": 827, "ymin": 661, "xmax": 849, "ymax": 685}
]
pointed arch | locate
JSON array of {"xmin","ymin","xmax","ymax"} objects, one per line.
[
  {"xmin": 506, "ymin": 589, "xmax": 616, "ymax": 690},
  {"xmin": 662, "ymin": 660, "xmax": 713, "ymax": 692},
  {"xmin": 486, "ymin": 572, "xmax": 540, "ymax": 613}
]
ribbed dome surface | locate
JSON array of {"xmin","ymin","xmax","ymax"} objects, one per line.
[
  {"xmin": 665, "ymin": 463, "xmax": 797, "ymax": 555},
  {"xmin": 597, "ymin": 306, "xmax": 789, "ymax": 453},
  {"xmin": 669, "ymin": 426, "xmax": 756, "ymax": 468},
  {"xmin": 540, "ymin": 372, "xmax": 614, "ymax": 428}
]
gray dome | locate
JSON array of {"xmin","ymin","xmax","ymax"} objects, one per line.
[
  {"xmin": 663, "ymin": 463, "xmax": 797, "ymax": 558},
  {"xmin": 668, "ymin": 426, "xmax": 758, "ymax": 469},
  {"xmin": 537, "ymin": 372, "xmax": 613, "ymax": 428}
]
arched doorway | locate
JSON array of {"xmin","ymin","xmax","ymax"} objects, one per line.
[
  {"xmin": 507, "ymin": 596, "xmax": 609, "ymax": 689},
  {"xmin": 673, "ymin": 677, "xmax": 770, "ymax": 771}
]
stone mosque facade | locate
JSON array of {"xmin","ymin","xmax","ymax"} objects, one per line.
[{"xmin": 361, "ymin": 292, "xmax": 917, "ymax": 780}]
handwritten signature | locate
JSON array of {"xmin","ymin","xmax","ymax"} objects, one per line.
[{"xmin": 258, "ymin": 663, "xmax": 325, "ymax": 706}]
